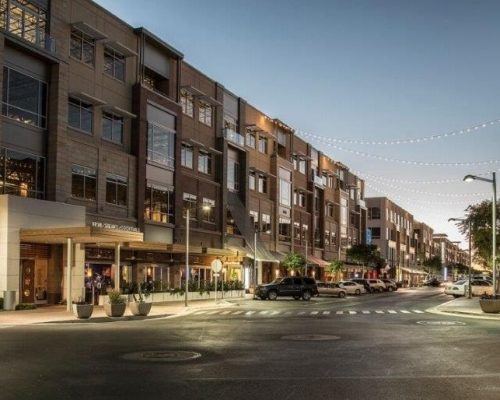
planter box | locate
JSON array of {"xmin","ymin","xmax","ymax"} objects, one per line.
[
  {"xmin": 479, "ymin": 299, "xmax": 500, "ymax": 313},
  {"xmin": 99, "ymin": 290, "xmax": 245, "ymax": 305},
  {"xmin": 98, "ymin": 294, "xmax": 128, "ymax": 306},
  {"xmin": 129, "ymin": 301, "xmax": 152, "ymax": 316},
  {"xmin": 104, "ymin": 302, "xmax": 126, "ymax": 317},
  {"xmin": 72, "ymin": 304, "xmax": 93, "ymax": 319}
]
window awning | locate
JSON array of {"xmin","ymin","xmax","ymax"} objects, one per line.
[
  {"xmin": 306, "ymin": 255, "xmax": 330, "ymax": 268},
  {"xmin": 71, "ymin": 22, "xmax": 108, "ymax": 40},
  {"xmin": 103, "ymin": 105, "xmax": 136, "ymax": 119},
  {"xmin": 104, "ymin": 40, "xmax": 137, "ymax": 57},
  {"xmin": 69, "ymin": 92, "xmax": 106, "ymax": 106}
]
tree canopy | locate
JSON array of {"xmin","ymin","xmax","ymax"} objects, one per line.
[
  {"xmin": 422, "ymin": 255, "xmax": 441, "ymax": 275},
  {"xmin": 282, "ymin": 253, "xmax": 306, "ymax": 273},
  {"xmin": 346, "ymin": 244, "xmax": 385, "ymax": 269}
]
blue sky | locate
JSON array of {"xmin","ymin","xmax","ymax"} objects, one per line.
[{"xmin": 96, "ymin": 0, "xmax": 500, "ymax": 245}]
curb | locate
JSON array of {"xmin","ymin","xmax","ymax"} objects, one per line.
[{"xmin": 426, "ymin": 305, "xmax": 500, "ymax": 321}]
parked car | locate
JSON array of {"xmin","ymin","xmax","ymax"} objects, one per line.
[
  {"xmin": 365, "ymin": 279, "xmax": 386, "ymax": 293},
  {"xmin": 350, "ymin": 279, "xmax": 372, "ymax": 293},
  {"xmin": 423, "ymin": 278, "xmax": 442, "ymax": 287},
  {"xmin": 382, "ymin": 279, "xmax": 398, "ymax": 292},
  {"xmin": 444, "ymin": 279, "xmax": 493, "ymax": 298},
  {"xmin": 254, "ymin": 277, "xmax": 319, "ymax": 301},
  {"xmin": 316, "ymin": 282, "xmax": 347, "ymax": 298},
  {"xmin": 338, "ymin": 280, "xmax": 366, "ymax": 295}
]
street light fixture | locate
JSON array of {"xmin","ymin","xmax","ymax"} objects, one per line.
[
  {"xmin": 185, "ymin": 203, "xmax": 212, "ymax": 307},
  {"xmin": 463, "ymin": 172, "xmax": 497, "ymax": 295}
]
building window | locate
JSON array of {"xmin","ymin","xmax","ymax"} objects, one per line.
[
  {"xmin": 105, "ymin": 173, "xmax": 127, "ymax": 206},
  {"xmin": 143, "ymin": 67, "xmax": 169, "ymax": 96},
  {"xmin": 298, "ymin": 191, "xmax": 306, "ymax": 208},
  {"xmin": 227, "ymin": 149, "xmax": 240, "ymax": 192},
  {"xmin": 249, "ymin": 171, "xmax": 256, "ymax": 191},
  {"xmin": 71, "ymin": 165, "xmax": 96, "ymax": 201},
  {"xmin": 368, "ymin": 207, "xmax": 381, "ymax": 220},
  {"xmin": 180, "ymin": 90, "xmax": 194, "ymax": 117},
  {"xmin": 70, "ymin": 29, "xmax": 95, "ymax": 65},
  {"xmin": 340, "ymin": 198, "xmax": 348, "ymax": 227},
  {"xmin": 198, "ymin": 101, "xmax": 212, "ymax": 126},
  {"xmin": 181, "ymin": 143, "xmax": 193, "ymax": 169},
  {"xmin": 249, "ymin": 210, "xmax": 259, "ymax": 231},
  {"xmin": 2, "ymin": 67, "xmax": 47, "ymax": 128},
  {"xmin": 202, "ymin": 198, "xmax": 216, "ymax": 223},
  {"xmin": 325, "ymin": 230, "xmax": 330, "ymax": 246},
  {"xmin": 147, "ymin": 123, "xmax": 175, "ymax": 168},
  {"xmin": 279, "ymin": 168, "xmax": 292, "ymax": 207},
  {"xmin": 246, "ymin": 132, "xmax": 256, "ymax": 148},
  {"xmin": 0, "ymin": 147, "xmax": 45, "ymax": 198},
  {"xmin": 258, "ymin": 174, "xmax": 267, "ymax": 194},
  {"xmin": 261, "ymin": 213, "xmax": 271, "ymax": 234},
  {"xmin": 68, "ymin": 97, "xmax": 93, "ymax": 133},
  {"xmin": 326, "ymin": 203, "xmax": 334, "ymax": 217},
  {"xmin": 102, "ymin": 112, "xmax": 123, "ymax": 144},
  {"xmin": 183, "ymin": 193, "xmax": 197, "ymax": 219},
  {"xmin": 1, "ymin": 0, "xmax": 48, "ymax": 48},
  {"xmin": 277, "ymin": 130, "xmax": 287, "ymax": 146},
  {"xmin": 279, "ymin": 217, "xmax": 291, "ymax": 241},
  {"xmin": 301, "ymin": 224, "xmax": 308, "ymax": 241},
  {"xmin": 198, "ymin": 150, "xmax": 212, "ymax": 174},
  {"xmin": 144, "ymin": 184, "xmax": 174, "ymax": 224},
  {"xmin": 294, "ymin": 221, "xmax": 301, "ymax": 240},
  {"xmin": 298, "ymin": 159, "xmax": 306, "ymax": 174},
  {"xmin": 258, "ymin": 136, "xmax": 267, "ymax": 154},
  {"xmin": 104, "ymin": 48, "xmax": 125, "ymax": 81},
  {"xmin": 370, "ymin": 227, "xmax": 381, "ymax": 239}
]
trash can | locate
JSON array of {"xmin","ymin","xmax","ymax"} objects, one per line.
[{"xmin": 3, "ymin": 290, "xmax": 16, "ymax": 311}]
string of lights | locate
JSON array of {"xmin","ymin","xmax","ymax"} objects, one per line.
[
  {"xmin": 304, "ymin": 136, "xmax": 500, "ymax": 167},
  {"xmin": 296, "ymin": 118, "xmax": 500, "ymax": 146}
]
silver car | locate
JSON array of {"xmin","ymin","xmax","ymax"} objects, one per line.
[
  {"xmin": 316, "ymin": 282, "xmax": 347, "ymax": 298},
  {"xmin": 338, "ymin": 280, "xmax": 367, "ymax": 295}
]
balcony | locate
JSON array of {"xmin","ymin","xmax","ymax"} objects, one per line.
[
  {"xmin": 0, "ymin": 8, "xmax": 56, "ymax": 54},
  {"xmin": 224, "ymin": 128, "xmax": 245, "ymax": 147}
]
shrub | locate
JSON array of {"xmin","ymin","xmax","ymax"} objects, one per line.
[
  {"xmin": 15, "ymin": 303, "xmax": 37, "ymax": 310},
  {"xmin": 107, "ymin": 290, "xmax": 125, "ymax": 304}
]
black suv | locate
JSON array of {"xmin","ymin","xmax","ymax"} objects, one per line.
[{"xmin": 255, "ymin": 277, "xmax": 319, "ymax": 301}]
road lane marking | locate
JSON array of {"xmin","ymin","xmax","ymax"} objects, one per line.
[
  {"xmin": 270, "ymin": 311, "xmax": 280, "ymax": 315},
  {"xmin": 413, "ymin": 310, "xmax": 425, "ymax": 314},
  {"xmin": 349, "ymin": 311, "xmax": 357, "ymax": 315},
  {"xmin": 362, "ymin": 311, "xmax": 370, "ymax": 314},
  {"xmin": 207, "ymin": 310, "xmax": 220, "ymax": 315},
  {"xmin": 388, "ymin": 310, "xmax": 397, "ymax": 314},
  {"xmin": 232, "ymin": 311, "xmax": 244, "ymax": 315},
  {"xmin": 322, "ymin": 311, "xmax": 330, "ymax": 315},
  {"xmin": 375, "ymin": 310, "xmax": 384, "ymax": 314},
  {"xmin": 193, "ymin": 311, "xmax": 208, "ymax": 315},
  {"xmin": 245, "ymin": 311, "xmax": 255, "ymax": 315},
  {"xmin": 336, "ymin": 311, "xmax": 344, "ymax": 315},
  {"xmin": 220, "ymin": 311, "xmax": 232, "ymax": 315},
  {"xmin": 297, "ymin": 311, "xmax": 306, "ymax": 315},
  {"xmin": 284, "ymin": 311, "xmax": 293, "ymax": 315},
  {"xmin": 259, "ymin": 311, "xmax": 269, "ymax": 315},
  {"xmin": 400, "ymin": 310, "xmax": 411, "ymax": 314},
  {"xmin": 310, "ymin": 311, "xmax": 319, "ymax": 315}
]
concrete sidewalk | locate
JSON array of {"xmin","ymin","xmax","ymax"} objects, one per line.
[
  {"xmin": 428, "ymin": 297, "xmax": 500, "ymax": 320},
  {"xmin": 0, "ymin": 298, "xmax": 240, "ymax": 326}
]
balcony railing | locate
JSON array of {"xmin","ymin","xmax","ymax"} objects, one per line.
[
  {"xmin": 0, "ymin": 10, "xmax": 56, "ymax": 54},
  {"xmin": 224, "ymin": 128, "xmax": 245, "ymax": 147}
]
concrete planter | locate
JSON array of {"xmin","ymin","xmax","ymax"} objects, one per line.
[
  {"xmin": 72, "ymin": 304, "xmax": 93, "ymax": 319},
  {"xmin": 104, "ymin": 302, "xmax": 126, "ymax": 317},
  {"xmin": 479, "ymin": 299, "xmax": 500, "ymax": 313},
  {"xmin": 129, "ymin": 301, "xmax": 152, "ymax": 316},
  {"xmin": 100, "ymin": 290, "xmax": 245, "ymax": 304}
]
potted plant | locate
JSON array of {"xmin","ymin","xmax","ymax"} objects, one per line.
[
  {"xmin": 72, "ymin": 298, "xmax": 93, "ymax": 319},
  {"xmin": 129, "ymin": 282, "xmax": 152, "ymax": 316},
  {"xmin": 479, "ymin": 294, "xmax": 500, "ymax": 313},
  {"xmin": 104, "ymin": 289, "xmax": 126, "ymax": 317}
]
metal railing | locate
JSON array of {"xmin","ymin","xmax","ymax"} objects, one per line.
[{"xmin": 224, "ymin": 128, "xmax": 245, "ymax": 147}]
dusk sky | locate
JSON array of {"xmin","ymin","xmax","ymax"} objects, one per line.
[{"xmin": 96, "ymin": 0, "xmax": 500, "ymax": 246}]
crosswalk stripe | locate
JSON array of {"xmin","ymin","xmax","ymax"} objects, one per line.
[
  {"xmin": 349, "ymin": 311, "xmax": 357, "ymax": 315},
  {"xmin": 298, "ymin": 311, "xmax": 306, "ymax": 315},
  {"xmin": 193, "ymin": 311, "xmax": 208, "ymax": 315},
  {"xmin": 284, "ymin": 311, "xmax": 293, "ymax": 315},
  {"xmin": 400, "ymin": 310, "xmax": 411, "ymax": 314},
  {"xmin": 323, "ymin": 311, "xmax": 331, "ymax": 315},
  {"xmin": 362, "ymin": 311, "xmax": 370, "ymax": 314},
  {"xmin": 413, "ymin": 310, "xmax": 424, "ymax": 314},
  {"xmin": 375, "ymin": 310, "xmax": 384, "ymax": 314},
  {"xmin": 311, "ymin": 311, "xmax": 319, "ymax": 315},
  {"xmin": 232, "ymin": 311, "xmax": 244, "ymax": 315},
  {"xmin": 388, "ymin": 310, "xmax": 397, "ymax": 314},
  {"xmin": 207, "ymin": 310, "xmax": 220, "ymax": 315},
  {"xmin": 336, "ymin": 311, "xmax": 344, "ymax": 315},
  {"xmin": 245, "ymin": 311, "xmax": 255, "ymax": 315},
  {"xmin": 270, "ymin": 311, "xmax": 280, "ymax": 315},
  {"xmin": 259, "ymin": 311, "xmax": 269, "ymax": 315},
  {"xmin": 220, "ymin": 311, "xmax": 231, "ymax": 315}
]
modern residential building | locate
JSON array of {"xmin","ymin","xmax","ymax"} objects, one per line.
[
  {"xmin": 0, "ymin": 0, "xmax": 369, "ymax": 308},
  {"xmin": 414, "ymin": 221, "xmax": 434, "ymax": 265},
  {"xmin": 432, "ymin": 233, "xmax": 470, "ymax": 281}
]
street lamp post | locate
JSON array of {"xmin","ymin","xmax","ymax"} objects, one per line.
[
  {"xmin": 449, "ymin": 217, "xmax": 473, "ymax": 299},
  {"xmin": 464, "ymin": 172, "xmax": 497, "ymax": 295}
]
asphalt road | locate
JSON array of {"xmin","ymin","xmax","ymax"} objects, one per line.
[{"xmin": 1, "ymin": 288, "xmax": 500, "ymax": 400}]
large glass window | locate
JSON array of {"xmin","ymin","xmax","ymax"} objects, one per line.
[
  {"xmin": 258, "ymin": 174, "xmax": 267, "ymax": 194},
  {"xmin": 102, "ymin": 112, "xmax": 123, "ymax": 144},
  {"xmin": 258, "ymin": 136, "xmax": 267, "ymax": 154},
  {"xmin": 279, "ymin": 168, "xmax": 292, "ymax": 207},
  {"xmin": 0, "ymin": 147, "xmax": 44, "ymax": 198},
  {"xmin": 105, "ymin": 173, "xmax": 127, "ymax": 206},
  {"xmin": 248, "ymin": 171, "xmax": 255, "ymax": 191},
  {"xmin": 181, "ymin": 143, "xmax": 193, "ymax": 169},
  {"xmin": 198, "ymin": 150, "xmax": 212, "ymax": 174},
  {"xmin": 261, "ymin": 213, "xmax": 271, "ymax": 234},
  {"xmin": 202, "ymin": 198, "xmax": 215, "ymax": 223},
  {"xmin": 144, "ymin": 184, "xmax": 174, "ymax": 224},
  {"xmin": 2, "ymin": 0, "xmax": 47, "ymax": 48},
  {"xmin": 180, "ymin": 90, "xmax": 194, "ymax": 117},
  {"xmin": 279, "ymin": 217, "xmax": 291, "ymax": 241},
  {"xmin": 368, "ymin": 207, "xmax": 381, "ymax": 220},
  {"xmin": 70, "ymin": 29, "xmax": 95, "ymax": 65},
  {"xmin": 198, "ymin": 101, "xmax": 212, "ymax": 126},
  {"xmin": 68, "ymin": 98, "xmax": 93, "ymax": 133},
  {"xmin": 227, "ymin": 149, "xmax": 239, "ymax": 192},
  {"xmin": 249, "ymin": 210, "xmax": 259, "ymax": 231},
  {"xmin": 246, "ymin": 132, "xmax": 256, "ymax": 148},
  {"xmin": 2, "ymin": 67, "xmax": 47, "ymax": 128},
  {"xmin": 183, "ymin": 193, "xmax": 197, "ymax": 219},
  {"xmin": 147, "ymin": 123, "xmax": 175, "ymax": 168},
  {"xmin": 104, "ymin": 48, "xmax": 125, "ymax": 81},
  {"xmin": 71, "ymin": 165, "xmax": 96, "ymax": 201}
]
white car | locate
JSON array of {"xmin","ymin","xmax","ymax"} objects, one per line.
[
  {"xmin": 316, "ymin": 282, "xmax": 347, "ymax": 298},
  {"xmin": 444, "ymin": 279, "xmax": 493, "ymax": 298},
  {"xmin": 338, "ymin": 280, "xmax": 367, "ymax": 295}
]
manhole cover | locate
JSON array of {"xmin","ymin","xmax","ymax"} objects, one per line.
[
  {"xmin": 281, "ymin": 334, "xmax": 341, "ymax": 341},
  {"xmin": 417, "ymin": 321, "xmax": 466, "ymax": 326},
  {"xmin": 122, "ymin": 350, "xmax": 201, "ymax": 362}
]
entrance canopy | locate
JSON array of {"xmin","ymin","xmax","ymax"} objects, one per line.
[
  {"xmin": 20, "ymin": 226, "xmax": 143, "ymax": 244},
  {"xmin": 307, "ymin": 255, "xmax": 329, "ymax": 268}
]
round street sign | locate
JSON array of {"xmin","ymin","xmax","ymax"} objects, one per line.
[{"xmin": 211, "ymin": 259, "xmax": 223, "ymax": 273}]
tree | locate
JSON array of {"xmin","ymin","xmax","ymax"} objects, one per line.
[
  {"xmin": 282, "ymin": 253, "xmax": 306, "ymax": 275},
  {"xmin": 346, "ymin": 244, "xmax": 385, "ymax": 275},
  {"xmin": 422, "ymin": 256, "xmax": 441, "ymax": 275},
  {"xmin": 456, "ymin": 200, "xmax": 500, "ymax": 270},
  {"xmin": 326, "ymin": 260, "xmax": 344, "ymax": 282}
]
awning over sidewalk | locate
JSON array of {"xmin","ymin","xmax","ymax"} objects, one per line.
[
  {"xmin": 20, "ymin": 226, "xmax": 143, "ymax": 244},
  {"xmin": 307, "ymin": 255, "xmax": 329, "ymax": 268},
  {"xmin": 401, "ymin": 267, "xmax": 427, "ymax": 275}
]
